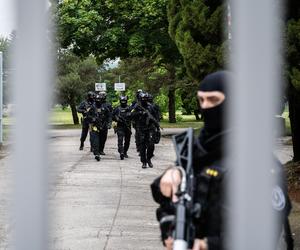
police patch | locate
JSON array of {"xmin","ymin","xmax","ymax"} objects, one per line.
[{"xmin": 272, "ymin": 185, "xmax": 286, "ymax": 211}]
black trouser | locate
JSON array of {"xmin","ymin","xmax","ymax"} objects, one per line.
[
  {"xmin": 138, "ymin": 129, "xmax": 155, "ymax": 163},
  {"xmin": 135, "ymin": 129, "xmax": 141, "ymax": 152},
  {"xmin": 80, "ymin": 119, "xmax": 90, "ymax": 142},
  {"xmin": 90, "ymin": 128, "xmax": 108, "ymax": 156},
  {"xmin": 117, "ymin": 127, "xmax": 131, "ymax": 154}
]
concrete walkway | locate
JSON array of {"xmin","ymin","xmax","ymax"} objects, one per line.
[
  {"xmin": 0, "ymin": 128, "xmax": 298, "ymax": 249},
  {"xmin": 48, "ymin": 129, "xmax": 175, "ymax": 250}
]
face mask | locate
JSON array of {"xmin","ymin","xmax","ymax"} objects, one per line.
[
  {"xmin": 201, "ymin": 102, "xmax": 224, "ymax": 134},
  {"xmin": 198, "ymin": 71, "xmax": 230, "ymax": 136}
]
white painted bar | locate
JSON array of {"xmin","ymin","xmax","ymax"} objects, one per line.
[
  {"xmin": 227, "ymin": 0, "xmax": 282, "ymax": 249},
  {"xmin": 11, "ymin": 0, "xmax": 52, "ymax": 249},
  {"xmin": 0, "ymin": 52, "xmax": 3, "ymax": 144}
]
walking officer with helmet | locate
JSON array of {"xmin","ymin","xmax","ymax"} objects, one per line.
[
  {"xmin": 131, "ymin": 92, "xmax": 161, "ymax": 168},
  {"xmin": 90, "ymin": 92, "xmax": 112, "ymax": 161},
  {"xmin": 112, "ymin": 95, "xmax": 132, "ymax": 160},
  {"xmin": 77, "ymin": 91, "xmax": 95, "ymax": 150}
]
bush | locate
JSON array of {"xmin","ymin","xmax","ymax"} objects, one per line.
[{"xmin": 176, "ymin": 114, "xmax": 183, "ymax": 122}]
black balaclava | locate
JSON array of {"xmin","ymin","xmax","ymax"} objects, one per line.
[
  {"xmin": 198, "ymin": 71, "xmax": 229, "ymax": 136},
  {"xmin": 194, "ymin": 71, "xmax": 230, "ymax": 167},
  {"xmin": 120, "ymin": 96, "xmax": 128, "ymax": 108},
  {"xmin": 140, "ymin": 92, "xmax": 148, "ymax": 107},
  {"xmin": 87, "ymin": 91, "xmax": 95, "ymax": 103}
]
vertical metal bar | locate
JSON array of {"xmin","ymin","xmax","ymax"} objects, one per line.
[
  {"xmin": 0, "ymin": 51, "xmax": 3, "ymax": 145},
  {"xmin": 12, "ymin": 0, "xmax": 51, "ymax": 249},
  {"xmin": 227, "ymin": 0, "xmax": 281, "ymax": 249}
]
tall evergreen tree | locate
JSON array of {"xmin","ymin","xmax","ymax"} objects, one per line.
[{"xmin": 167, "ymin": 0, "xmax": 225, "ymax": 82}]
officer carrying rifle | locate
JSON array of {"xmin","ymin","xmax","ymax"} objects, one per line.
[
  {"xmin": 151, "ymin": 71, "xmax": 294, "ymax": 250},
  {"xmin": 112, "ymin": 95, "xmax": 132, "ymax": 160},
  {"xmin": 131, "ymin": 92, "xmax": 161, "ymax": 168},
  {"xmin": 90, "ymin": 92, "xmax": 112, "ymax": 161},
  {"xmin": 77, "ymin": 91, "xmax": 95, "ymax": 150}
]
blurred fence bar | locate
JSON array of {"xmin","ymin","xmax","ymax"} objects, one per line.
[
  {"xmin": 228, "ymin": 0, "xmax": 281, "ymax": 249},
  {"xmin": 0, "ymin": 52, "xmax": 3, "ymax": 145},
  {"xmin": 12, "ymin": 0, "xmax": 51, "ymax": 249}
]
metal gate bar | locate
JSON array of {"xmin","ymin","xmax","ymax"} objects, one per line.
[{"xmin": 228, "ymin": 1, "xmax": 282, "ymax": 249}]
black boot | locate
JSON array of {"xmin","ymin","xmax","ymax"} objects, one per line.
[
  {"xmin": 99, "ymin": 151, "xmax": 106, "ymax": 155},
  {"xmin": 142, "ymin": 162, "xmax": 147, "ymax": 169},
  {"xmin": 95, "ymin": 155, "xmax": 101, "ymax": 161},
  {"xmin": 79, "ymin": 141, "xmax": 84, "ymax": 150},
  {"xmin": 124, "ymin": 152, "xmax": 128, "ymax": 158},
  {"xmin": 147, "ymin": 160, "xmax": 153, "ymax": 168},
  {"xmin": 120, "ymin": 153, "xmax": 124, "ymax": 160}
]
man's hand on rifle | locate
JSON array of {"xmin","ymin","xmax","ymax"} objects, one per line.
[
  {"xmin": 164, "ymin": 236, "xmax": 173, "ymax": 250},
  {"xmin": 159, "ymin": 168, "xmax": 182, "ymax": 202},
  {"xmin": 192, "ymin": 238, "xmax": 208, "ymax": 250}
]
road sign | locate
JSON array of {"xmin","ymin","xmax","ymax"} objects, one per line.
[
  {"xmin": 114, "ymin": 82, "xmax": 125, "ymax": 91},
  {"xmin": 95, "ymin": 82, "xmax": 106, "ymax": 91}
]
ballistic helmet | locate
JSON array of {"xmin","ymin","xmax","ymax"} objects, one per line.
[
  {"xmin": 87, "ymin": 91, "xmax": 95, "ymax": 100},
  {"xmin": 119, "ymin": 95, "xmax": 128, "ymax": 104},
  {"xmin": 98, "ymin": 91, "xmax": 107, "ymax": 101}
]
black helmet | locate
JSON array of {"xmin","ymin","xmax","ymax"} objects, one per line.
[
  {"xmin": 140, "ymin": 92, "xmax": 149, "ymax": 106},
  {"xmin": 87, "ymin": 91, "xmax": 95, "ymax": 100},
  {"xmin": 119, "ymin": 95, "xmax": 128, "ymax": 103},
  {"xmin": 95, "ymin": 94, "xmax": 101, "ymax": 102},
  {"xmin": 98, "ymin": 91, "xmax": 107, "ymax": 101},
  {"xmin": 136, "ymin": 89, "xmax": 143, "ymax": 100}
]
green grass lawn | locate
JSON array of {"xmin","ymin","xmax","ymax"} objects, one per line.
[
  {"xmin": 49, "ymin": 107, "xmax": 204, "ymax": 129},
  {"xmin": 2, "ymin": 106, "xmax": 292, "ymax": 133}
]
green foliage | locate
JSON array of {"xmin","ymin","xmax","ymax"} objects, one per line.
[
  {"xmin": 56, "ymin": 50, "xmax": 98, "ymax": 106},
  {"xmin": 155, "ymin": 91, "xmax": 169, "ymax": 113},
  {"xmin": 57, "ymin": 0, "xmax": 187, "ymax": 123},
  {"xmin": 0, "ymin": 35, "xmax": 14, "ymax": 104},
  {"xmin": 287, "ymin": 18, "xmax": 300, "ymax": 91},
  {"xmin": 57, "ymin": 0, "xmax": 179, "ymax": 64},
  {"xmin": 167, "ymin": 0, "xmax": 225, "ymax": 81}
]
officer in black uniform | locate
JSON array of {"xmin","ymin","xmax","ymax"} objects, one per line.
[
  {"xmin": 131, "ymin": 89, "xmax": 143, "ymax": 155},
  {"xmin": 77, "ymin": 91, "xmax": 95, "ymax": 150},
  {"xmin": 131, "ymin": 92, "xmax": 159, "ymax": 168},
  {"xmin": 112, "ymin": 96, "xmax": 132, "ymax": 160},
  {"xmin": 151, "ymin": 71, "xmax": 294, "ymax": 250},
  {"xmin": 90, "ymin": 92, "xmax": 112, "ymax": 161}
]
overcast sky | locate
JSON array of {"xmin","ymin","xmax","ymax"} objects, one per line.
[{"xmin": 0, "ymin": 0, "xmax": 15, "ymax": 38}]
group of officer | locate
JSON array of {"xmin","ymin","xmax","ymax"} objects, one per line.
[{"xmin": 77, "ymin": 90, "xmax": 161, "ymax": 168}]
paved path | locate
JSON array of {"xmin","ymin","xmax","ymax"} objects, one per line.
[
  {"xmin": 0, "ymin": 129, "xmax": 298, "ymax": 249},
  {"xmin": 48, "ymin": 129, "xmax": 176, "ymax": 250}
]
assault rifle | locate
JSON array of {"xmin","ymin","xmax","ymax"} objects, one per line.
[
  {"xmin": 171, "ymin": 128, "xmax": 200, "ymax": 250},
  {"xmin": 135, "ymin": 103, "xmax": 161, "ymax": 130},
  {"xmin": 114, "ymin": 113, "xmax": 131, "ymax": 133}
]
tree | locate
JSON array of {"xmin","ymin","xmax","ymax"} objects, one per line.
[
  {"xmin": 167, "ymin": 0, "xmax": 225, "ymax": 82},
  {"xmin": 56, "ymin": 50, "xmax": 98, "ymax": 124},
  {"xmin": 0, "ymin": 35, "xmax": 13, "ymax": 104},
  {"xmin": 57, "ymin": 0, "xmax": 184, "ymax": 122},
  {"xmin": 286, "ymin": 0, "xmax": 300, "ymax": 161}
]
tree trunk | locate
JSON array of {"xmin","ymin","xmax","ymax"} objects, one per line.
[
  {"xmin": 70, "ymin": 102, "xmax": 79, "ymax": 125},
  {"xmin": 194, "ymin": 110, "xmax": 200, "ymax": 121},
  {"xmin": 168, "ymin": 87, "xmax": 176, "ymax": 123},
  {"xmin": 288, "ymin": 83, "xmax": 300, "ymax": 162}
]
